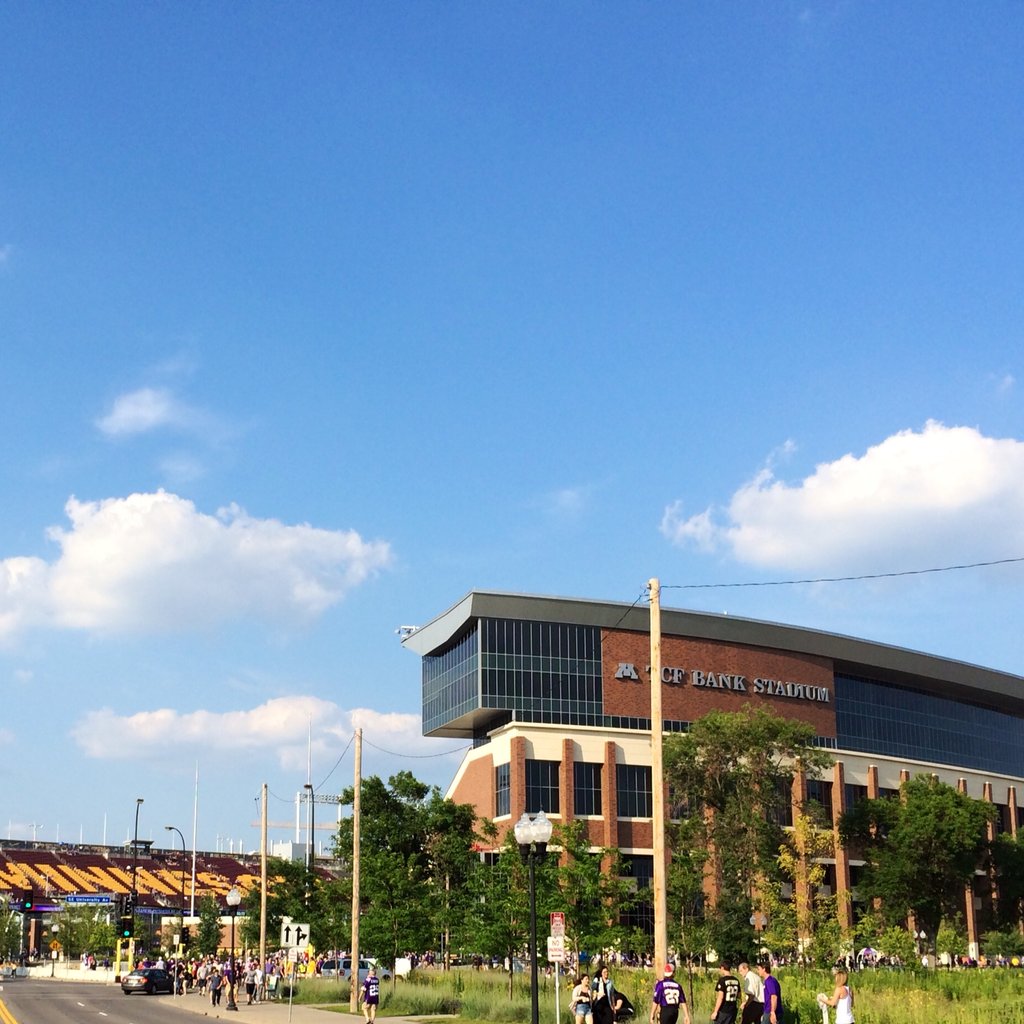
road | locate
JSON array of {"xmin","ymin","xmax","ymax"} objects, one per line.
[{"xmin": 0, "ymin": 978, "xmax": 193, "ymax": 1024}]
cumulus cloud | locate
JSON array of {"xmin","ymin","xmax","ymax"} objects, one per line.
[
  {"xmin": 0, "ymin": 491, "xmax": 392, "ymax": 639},
  {"xmin": 70, "ymin": 696, "xmax": 432, "ymax": 767},
  {"xmin": 661, "ymin": 421, "xmax": 1024, "ymax": 572}
]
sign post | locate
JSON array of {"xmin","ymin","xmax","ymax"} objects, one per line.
[{"xmin": 549, "ymin": 913, "xmax": 566, "ymax": 1024}]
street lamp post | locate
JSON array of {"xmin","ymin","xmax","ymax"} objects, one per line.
[
  {"xmin": 514, "ymin": 810, "xmax": 553, "ymax": 1024},
  {"xmin": 225, "ymin": 886, "xmax": 242, "ymax": 1011},
  {"xmin": 130, "ymin": 798, "xmax": 143, "ymax": 960},
  {"xmin": 165, "ymin": 825, "xmax": 186, "ymax": 993}
]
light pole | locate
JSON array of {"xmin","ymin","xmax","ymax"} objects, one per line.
[
  {"xmin": 165, "ymin": 825, "xmax": 186, "ymax": 990},
  {"xmin": 514, "ymin": 810, "xmax": 553, "ymax": 1024},
  {"xmin": 131, "ymin": 798, "xmax": 143, "ymax": 951},
  {"xmin": 225, "ymin": 886, "xmax": 242, "ymax": 1011}
]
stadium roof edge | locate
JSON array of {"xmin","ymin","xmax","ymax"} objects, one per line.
[{"xmin": 401, "ymin": 589, "xmax": 1024, "ymax": 710}]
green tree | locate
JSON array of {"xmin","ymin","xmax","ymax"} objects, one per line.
[
  {"xmin": 196, "ymin": 894, "xmax": 224, "ymax": 956},
  {"xmin": 664, "ymin": 706, "xmax": 833, "ymax": 959},
  {"xmin": 336, "ymin": 770, "xmax": 480, "ymax": 972},
  {"xmin": 839, "ymin": 774, "xmax": 995, "ymax": 949},
  {"xmin": 988, "ymin": 832, "xmax": 1024, "ymax": 933},
  {"xmin": 239, "ymin": 857, "xmax": 318, "ymax": 952},
  {"xmin": 553, "ymin": 819, "xmax": 637, "ymax": 961}
]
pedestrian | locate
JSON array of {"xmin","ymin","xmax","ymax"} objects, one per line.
[
  {"xmin": 360, "ymin": 964, "xmax": 381, "ymax": 1023},
  {"xmin": 822, "ymin": 970, "xmax": 853, "ymax": 1024},
  {"xmin": 737, "ymin": 963, "xmax": 764, "ymax": 1024},
  {"xmin": 711, "ymin": 961, "xmax": 741, "ymax": 1024},
  {"xmin": 571, "ymin": 973, "xmax": 594, "ymax": 1024},
  {"xmin": 755, "ymin": 962, "xmax": 783, "ymax": 1024},
  {"xmin": 651, "ymin": 964, "xmax": 690, "ymax": 1024},
  {"xmin": 594, "ymin": 965, "xmax": 624, "ymax": 1024},
  {"xmin": 209, "ymin": 967, "xmax": 223, "ymax": 1007}
]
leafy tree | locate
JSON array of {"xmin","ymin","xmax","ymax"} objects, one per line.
[
  {"xmin": 839, "ymin": 774, "xmax": 995, "ymax": 949},
  {"xmin": 196, "ymin": 894, "xmax": 224, "ymax": 956},
  {"xmin": 554, "ymin": 819, "xmax": 637, "ymax": 961},
  {"xmin": 463, "ymin": 824, "xmax": 556, "ymax": 998},
  {"xmin": 336, "ymin": 770, "xmax": 479, "ymax": 973},
  {"xmin": 2, "ymin": 910, "xmax": 23, "ymax": 959},
  {"xmin": 239, "ymin": 857, "xmax": 318, "ymax": 952},
  {"xmin": 663, "ymin": 706, "xmax": 833, "ymax": 956},
  {"xmin": 988, "ymin": 832, "xmax": 1024, "ymax": 933}
]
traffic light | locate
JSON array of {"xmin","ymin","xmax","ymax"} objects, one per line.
[
  {"xmin": 124, "ymin": 890, "xmax": 137, "ymax": 914},
  {"xmin": 19, "ymin": 889, "xmax": 34, "ymax": 911},
  {"xmin": 181, "ymin": 926, "xmax": 190, "ymax": 944},
  {"xmin": 113, "ymin": 893, "xmax": 125, "ymax": 916},
  {"xmin": 119, "ymin": 915, "xmax": 134, "ymax": 939}
]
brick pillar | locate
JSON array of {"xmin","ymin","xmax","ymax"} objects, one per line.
[
  {"xmin": 899, "ymin": 769, "xmax": 911, "ymax": 786},
  {"xmin": 792, "ymin": 767, "xmax": 811, "ymax": 943},
  {"xmin": 602, "ymin": 742, "xmax": 618, "ymax": 851},
  {"xmin": 958, "ymin": 778, "xmax": 979, "ymax": 958},
  {"xmin": 511, "ymin": 736, "xmax": 528, "ymax": 824},
  {"xmin": 866, "ymin": 765, "xmax": 879, "ymax": 799},
  {"xmin": 560, "ymin": 739, "xmax": 575, "ymax": 827},
  {"xmin": 1009, "ymin": 786, "xmax": 1019, "ymax": 839},
  {"xmin": 832, "ymin": 761, "xmax": 852, "ymax": 931},
  {"xmin": 983, "ymin": 781, "xmax": 998, "ymax": 922}
]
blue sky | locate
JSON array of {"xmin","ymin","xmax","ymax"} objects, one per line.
[{"xmin": 1, "ymin": 2, "xmax": 1022, "ymax": 854}]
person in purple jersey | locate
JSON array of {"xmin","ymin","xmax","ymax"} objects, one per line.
[
  {"xmin": 360, "ymin": 964, "xmax": 381, "ymax": 1023},
  {"xmin": 755, "ymin": 962, "xmax": 783, "ymax": 1024},
  {"xmin": 651, "ymin": 964, "xmax": 691, "ymax": 1024}
]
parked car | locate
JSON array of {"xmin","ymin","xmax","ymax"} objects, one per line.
[
  {"xmin": 320, "ymin": 958, "xmax": 392, "ymax": 982},
  {"xmin": 121, "ymin": 967, "xmax": 174, "ymax": 995}
]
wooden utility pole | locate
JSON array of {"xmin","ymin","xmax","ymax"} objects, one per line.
[
  {"xmin": 650, "ymin": 578, "xmax": 668, "ymax": 970},
  {"xmin": 349, "ymin": 728, "xmax": 363, "ymax": 1013},
  {"xmin": 260, "ymin": 783, "xmax": 268, "ymax": 981}
]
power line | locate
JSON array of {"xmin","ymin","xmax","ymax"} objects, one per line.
[
  {"xmin": 658, "ymin": 555, "xmax": 1024, "ymax": 592},
  {"xmin": 362, "ymin": 735, "xmax": 471, "ymax": 759}
]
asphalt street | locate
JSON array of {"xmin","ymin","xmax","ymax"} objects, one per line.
[{"xmin": 0, "ymin": 977, "xmax": 348, "ymax": 1024}]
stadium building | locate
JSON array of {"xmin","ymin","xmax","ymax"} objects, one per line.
[{"xmin": 402, "ymin": 590, "xmax": 1024, "ymax": 955}]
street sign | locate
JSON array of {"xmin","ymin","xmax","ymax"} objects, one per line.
[
  {"xmin": 65, "ymin": 894, "xmax": 113, "ymax": 905},
  {"xmin": 750, "ymin": 912, "xmax": 768, "ymax": 931},
  {"xmin": 550, "ymin": 912, "xmax": 565, "ymax": 937},
  {"xmin": 280, "ymin": 919, "xmax": 311, "ymax": 950},
  {"xmin": 547, "ymin": 936, "xmax": 565, "ymax": 962}
]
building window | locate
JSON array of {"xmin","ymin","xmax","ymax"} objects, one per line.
[
  {"xmin": 616, "ymin": 764, "xmax": 652, "ymax": 818},
  {"xmin": 573, "ymin": 762, "xmax": 602, "ymax": 816},
  {"xmin": 836, "ymin": 673, "xmax": 1024, "ymax": 778},
  {"xmin": 806, "ymin": 778, "xmax": 834, "ymax": 824},
  {"xmin": 525, "ymin": 759, "xmax": 560, "ymax": 815},
  {"xmin": 844, "ymin": 783, "xmax": 868, "ymax": 812},
  {"xmin": 495, "ymin": 763, "xmax": 511, "ymax": 818},
  {"xmin": 767, "ymin": 777, "xmax": 794, "ymax": 828}
]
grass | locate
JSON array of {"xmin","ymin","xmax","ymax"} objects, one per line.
[{"xmin": 284, "ymin": 965, "xmax": 1024, "ymax": 1024}]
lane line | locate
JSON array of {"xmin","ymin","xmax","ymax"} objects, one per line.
[{"xmin": 0, "ymin": 995, "xmax": 20, "ymax": 1024}]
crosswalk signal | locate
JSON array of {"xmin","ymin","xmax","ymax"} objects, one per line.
[{"xmin": 119, "ymin": 915, "xmax": 134, "ymax": 939}]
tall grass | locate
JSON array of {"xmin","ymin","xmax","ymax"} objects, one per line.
[{"xmin": 299, "ymin": 965, "xmax": 1024, "ymax": 1024}]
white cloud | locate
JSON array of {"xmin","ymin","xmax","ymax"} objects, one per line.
[
  {"xmin": 96, "ymin": 387, "xmax": 188, "ymax": 436},
  {"xmin": 0, "ymin": 491, "xmax": 392, "ymax": 639},
  {"xmin": 661, "ymin": 421, "xmax": 1024, "ymax": 572},
  {"xmin": 70, "ymin": 696, "xmax": 428, "ymax": 767}
]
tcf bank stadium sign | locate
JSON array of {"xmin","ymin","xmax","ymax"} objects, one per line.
[{"xmin": 613, "ymin": 663, "xmax": 831, "ymax": 705}]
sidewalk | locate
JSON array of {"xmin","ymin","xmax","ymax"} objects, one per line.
[{"xmin": 167, "ymin": 990, "xmax": 348, "ymax": 1022}]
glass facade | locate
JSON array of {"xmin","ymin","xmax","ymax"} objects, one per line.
[
  {"xmin": 573, "ymin": 762, "xmax": 603, "ymax": 816},
  {"xmin": 616, "ymin": 764, "xmax": 653, "ymax": 818},
  {"xmin": 482, "ymin": 618, "xmax": 603, "ymax": 726},
  {"xmin": 422, "ymin": 628, "xmax": 479, "ymax": 735},
  {"xmin": 526, "ymin": 759, "xmax": 561, "ymax": 814},
  {"xmin": 835, "ymin": 674, "xmax": 1024, "ymax": 777}
]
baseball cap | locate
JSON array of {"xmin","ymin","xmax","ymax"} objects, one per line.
[{"xmin": 663, "ymin": 964, "xmax": 674, "ymax": 976}]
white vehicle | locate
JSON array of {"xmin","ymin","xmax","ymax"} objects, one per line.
[{"xmin": 320, "ymin": 957, "xmax": 391, "ymax": 983}]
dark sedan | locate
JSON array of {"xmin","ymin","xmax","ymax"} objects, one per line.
[{"xmin": 121, "ymin": 967, "xmax": 174, "ymax": 995}]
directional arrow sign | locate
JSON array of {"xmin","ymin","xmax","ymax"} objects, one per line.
[{"xmin": 280, "ymin": 920, "xmax": 311, "ymax": 950}]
